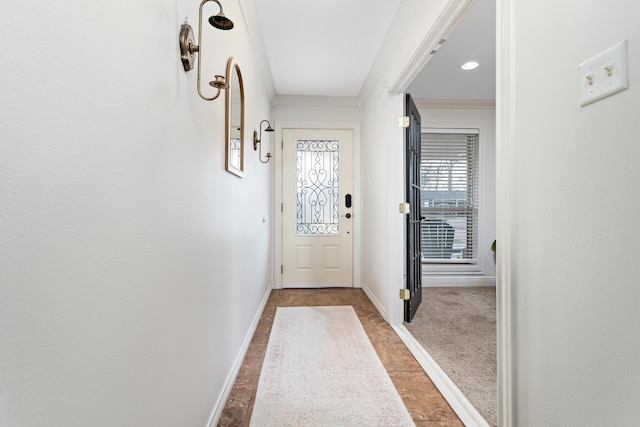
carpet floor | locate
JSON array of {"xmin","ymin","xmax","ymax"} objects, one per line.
[{"xmin": 405, "ymin": 286, "xmax": 497, "ymax": 427}]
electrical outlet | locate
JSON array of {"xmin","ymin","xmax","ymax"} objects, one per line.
[{"xmin": 579, "ymin": 40, "xmax": 628, "ymax": 107}]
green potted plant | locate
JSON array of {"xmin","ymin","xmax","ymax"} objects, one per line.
[{"xmin": 491, "ymin": 239, "xmax": 496, "ymax": 264}]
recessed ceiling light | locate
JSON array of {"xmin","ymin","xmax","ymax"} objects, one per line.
[{"xmin": 461, "ymin": 61, "xmax": 479, "ymax": 71}]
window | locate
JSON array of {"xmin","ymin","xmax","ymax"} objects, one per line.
[{"xmin": 420, "ymin": 129, "xmax": 479, "ymax": 263}]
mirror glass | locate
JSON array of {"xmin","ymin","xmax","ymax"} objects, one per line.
[{"xmin": 225, "ymin": 57, "xmax": 244, "ymax": 177}]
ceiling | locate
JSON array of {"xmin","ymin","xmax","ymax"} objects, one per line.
[
  {"xmin": 407, "ymin": 0, "xmax": 496, "ymax": 100},
  {"xmin": 252, "ymin": 0, "xmax": 402, "ymax": 97},
  {"xmin": 252, "ymin": 0, "xmax": 496, "ymax": 100}
]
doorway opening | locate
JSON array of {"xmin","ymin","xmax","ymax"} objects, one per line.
[
  {"xmin": 281, "ymin": 128, "xmax": 355, "ymax": 288},
  {"xmin": 273, "ymin": 122, "xmax": 362, "ymax": 291},
  {"xmin": 399, "ymin": 0, "xmax": 497, "ymax": 425}
]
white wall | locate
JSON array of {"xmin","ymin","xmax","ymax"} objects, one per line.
[
  {"xmin": 417, "ymin": 101, "xmax": 496, "ymax": 286},
  {"xmin": 0, "ymin": 1, "xmax": 272, "ymax": 425},
  {"xmin": 361, "ymin": 92, "xmax": 405, "ymax": 320},
  {"xmin": 505, "ymin": 0, "xmax": 640, "ymax": 424},
  {"xmin": 272, "ymin": 96, "xmax": 363, "ymax": 123}
]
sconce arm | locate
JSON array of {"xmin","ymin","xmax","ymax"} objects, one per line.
[
  {"xmin": 254, "ymin": 120, "xmax": 273, "ymax": 163},
  {"xmin": 196, "ymin": 0, "xmax": 223, "ymax": 101},
  {"xmin": 179, "ymin": 0, "xmax": 229, "ymax": 101}
]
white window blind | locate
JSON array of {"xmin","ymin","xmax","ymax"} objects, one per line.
[{"xmin": 420, "ymin": 129, "xmax": 479, "ymax": 263}]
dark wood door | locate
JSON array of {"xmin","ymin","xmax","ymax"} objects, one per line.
[{"xmin": 405, "ymin": 93, "xmax": 422, "ymax": 322}]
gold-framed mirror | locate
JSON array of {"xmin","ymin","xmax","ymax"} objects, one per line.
[{"xmin": 225, "ymin": 57, "xmax": 244, "ymax": 177}]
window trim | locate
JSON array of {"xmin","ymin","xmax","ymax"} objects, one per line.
[{"xmin": 420, "ymin": 125, "xmax": 485, "ymax": 273}]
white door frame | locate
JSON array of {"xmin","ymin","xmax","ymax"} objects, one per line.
[
  {"xmin": 273, "ymin": 121, "xmax": 362, "ymax": 290},
  {"xmin": 381, "ymin": 0, "xmax": 515, "ymax": 425},
  {"xmin": 494, "ymin": 0, "xmax": 515, "ymax": 424}
]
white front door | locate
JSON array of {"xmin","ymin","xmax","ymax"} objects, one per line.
[{"xmin": 282, "ymin": 129, "xmax": 354, "ymax": 288}]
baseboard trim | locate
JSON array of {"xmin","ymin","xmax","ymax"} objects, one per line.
[
  {"xmin": 423, "ymin": 276, "xmax": 496, "ymax": 287},
  {"xmin": 206, "ymin": 285, "xmax": 272, "ymax": 427},
  {"xmin": 361, "ymin": 283, "xmax": 388, "ymax": 321},
  {"xmin": 282, "ymin": 283, "xmax": 352, "ymax": 289},
  {"xmin": 391, "ymin": 324, "xmax": 490, "ymax": 427}
]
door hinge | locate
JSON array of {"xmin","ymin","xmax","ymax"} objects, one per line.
[
  {"xmin": 281, "ymin": 139, "xmax": 283, "ymax": 150},
  {"xmin": 398, "ymin": 202, "xmax": 410, "ymax": 214},
  {"xmin": 399, "ymin": 116, "xmax": 410, "ymax": 128},
  {"xmin": 399, "ymin": 289, "xmax": 410, "ymax": 300},
  {"xmin": 281, "ymin": 265, "xmax": 283, "ymax": 274},
  {"xmin": 281, "ymin": 203, "xmax": 283, "ymax": 212}
]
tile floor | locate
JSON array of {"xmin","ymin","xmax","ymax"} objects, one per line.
[{"xmin": 218, "ymin": 288, "xmax": 462, "ymax": 426}]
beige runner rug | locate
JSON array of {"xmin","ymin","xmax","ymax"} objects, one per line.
[{"xmin": 250, "ymin": 306, "xmax": 415, "ymax": 426}]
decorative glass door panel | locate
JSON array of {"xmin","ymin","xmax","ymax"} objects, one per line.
[{"xmin": 295, "ymin": 139, "xmax": 340, "ymax": 236}]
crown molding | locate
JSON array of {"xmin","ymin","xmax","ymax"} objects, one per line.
[
  {"xmin": 275, "ymin": 95, "xmax": 363, "ymax": 109},
  {"xmin": 414, "ymin": 98, "xmax": 496, "ymax": 110}
]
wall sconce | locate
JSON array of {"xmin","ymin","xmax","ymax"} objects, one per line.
[
  {"xmin": 179, "ymin": 0, "xmax": 234, "ymax": 101},
  {"xmin": 253, "ymin": 120, "xmax": 274, "ymax": 163}
]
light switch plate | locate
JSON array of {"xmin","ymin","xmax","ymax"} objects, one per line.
[{"xmin": 579, "ymin": 40, "xmax": 628, "ymax": 107}]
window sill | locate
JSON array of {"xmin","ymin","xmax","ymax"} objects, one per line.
[{"xmin": 422, "ymin": 262, "xmax": 483, "ymax": 275}]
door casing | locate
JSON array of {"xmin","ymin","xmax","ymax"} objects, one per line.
[{"xmin": 273, "ymin": 121, "xmax": 362, "ymax": 290}]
